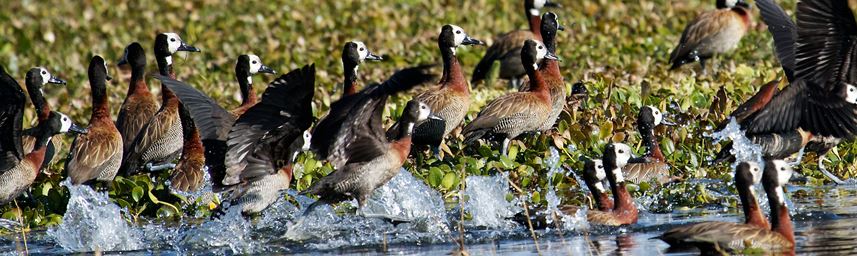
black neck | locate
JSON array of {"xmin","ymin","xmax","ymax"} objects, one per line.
[{"xmin": 156, "ymin": 55, "xmax": 172, "ymax": 77}]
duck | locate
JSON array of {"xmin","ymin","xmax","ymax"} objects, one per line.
[
  {"xmin": 656, "ymin": 159, "xmax": 794, "ymax": 254},
  {"xmin": 165, "ymin": 54, "xmax": 275, "ymax": 192},
  {"xmin": 65, "ymin": 56, "xmax": 124, "ymax": 186},
  {"xmin": 230, "ymin": 54, "xmax": 277, "ymax": 117},
  {"xmin": 116, "ymin": 42, "xmax": 159, "ymax": 152},
  {"xmin": 311, "ymin": 61, "xmax": 435, "ymax": 170},
  {"xmin": 219, "ymin": 65, "xmax": 315, "ymax": 214},
  {"xmin": 303, "ymin": 99, "xmax": 433, "ymax": 213},
  {"xmin": 669, "ymin": 0, "xmax": 751, "ymax": 72},
  {"xmin": 20, "ymin": 67, "xmax": 67, "ymax": 170},
  {"xmin": 0, "ymin": 64, "xmax": 86, "ymax": 203},
  {"xmin": 120, "ymin": 33, "xmax": 200, "ymax": 175},
  {"xmin": 583, "ymin": 158, "xmax": 613, "ymax": 211},
  {"xmin": 512, "ymin": 157, "xmax": 613, "ymax": 229},
  {"xmin": 340, "ymin": 41, "xmax": 382, "ymax": 97},
  {"xmin": 387, "ymin": 24, "xmax": 483, "ymax": 158},
  {"xmin": 471, "ymin": 0, "xmax": 560, "ymax": 88},
  {"xmin": 623, "ymin": 106, "xmax": 677, "ymax": 185},
  {"xmin": 723, "ymin": 0, "xmax": 857, "ymax": 180},
  {"xmin": 584, "ymin": 143, "xmax": 639, "ymax": 226},
  {"xmin": 463, "ymin": 39, "xmax": 555, "ymax": 156},
  {"xmin": 519, "ymin": 12, "xmax": 565, "ymax": 133}
]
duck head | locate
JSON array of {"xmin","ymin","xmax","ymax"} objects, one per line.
[
  {"xmin": 763, "ymin": 159, "xmax": 793, "ymax": 203},
  {"xmin": 50, "ymin": 111, "xmax": 87, "ymax": 135},
  {"xmin": 26, "ymin": 67, "xmax": 65, "ymax": 87},
  {"xmin": 89, "ymin": 55, "xmax": 112, "ymax": 83},
  {"xmin": 735, "ymin": 161, "xmax": 763, "ymax": 186},
  {"xmin": 841, "ymin": 83, "xmax": 857, "ymax": 104},
  {"xmin": 236, "ymin": 54, "xmax": 275, "ymax": 84},
  {"xmin": 439, "ymin": 24, "xmax": 484, "ymax": 55},
  {"xmin": 539, "ymin": 12, "xmax": 565, "ymax": 52},
  {"xmin": 343, "ymin": 41, "xmax": 382, "ymax": 68},
  {"xmin": 117, "ymin": 42, "xmax": 147, "ymax": 71},
  {"xmin": 521, "ymin": 39, "xmax": 558, "ymax": 72},
  {"xmin": 154, "ymin": 32, "xmax": 201, "ymax": 72}
]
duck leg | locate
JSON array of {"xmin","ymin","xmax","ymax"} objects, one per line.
[
  {"xmin": 146, "ymin": 162, "xmax": 177, "ymax": 172},
  {"xmin": 501, "ymin": 138, "xmax": 511, "ymax": 156},
  {"xmin": 818, "ymin": 156, "xmax": 846, "ymax": 185}
]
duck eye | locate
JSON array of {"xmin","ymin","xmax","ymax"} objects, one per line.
[
  {"xmin": 359, "ymin": 47, "xmax": 365, "ymax": 51},
  {"xmin": 538, "ymin": 46, "xmax": 544, "ymax": 49},
  {"xmin": 597, "ymin": 165, "xmax": 602, "ymax": 169},
  {"xmin": 170, "ymin": 38, "xmax": 177, "ymax": 42},
  {"xmin": 252, "ymin": 61, "xmax": 257, "ymax": 64},
  {"xmin": 42, "ymin": 71, "xmax": 47, "ymax": 75},
  {"xmin": 618, "ymin": 149, "xmax": 625, "ymax": 154},
  {"xmin": 456, "ymin": 30, "xmax": 462, "ymax": 34}
]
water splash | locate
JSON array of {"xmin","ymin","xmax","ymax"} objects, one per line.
[
  {"xmin": 709, "ymin": 118, "xmax": 763, "ymax": 168},
  {"xmin": 178, "ymin": 206, "xmax": 255, "ymax": 253},
  {"xmin": 47, "ymin": 180, "xmax": 142, "ymax": 252},
  {"xmin": 284, "ymin": 169, "xmax": 450, "ymax": 250},
  {"xmin": 463, "ymin": 172, "xmax": 520, "ymax": 228}
]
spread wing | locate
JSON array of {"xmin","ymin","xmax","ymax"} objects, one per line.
[
  {"xmin": 312, "ymin": 65, "xmax": 434, "ymax": 168},
  {"xmin": 756, "ymin": 0, "xmax": 797, "ymax": 82},
  {"xmin": 0, "ymin": 65, "xmax": 24, "ymax": 172},
  {"xmin": 794, "ymin": 0, "xmax": 857, "ymax": 88},
  {"xmin": 155, "ymin": 75, "xmax": 235, "ymax": 141},
  {"xmin": 472, "ymin": 30, "xmax": 535, "ymax": 84},
  {"xmin": 224, "ymin": 64, "xmax": 315, "ymax": 184}
]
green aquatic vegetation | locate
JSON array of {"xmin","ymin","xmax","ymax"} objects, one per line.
[{"xmin": 0, "ymin": 0, "xmax": 853, "ymax": 228}]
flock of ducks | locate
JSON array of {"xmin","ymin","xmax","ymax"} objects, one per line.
[{"xmin": 0, "ymin": 0, "xmax": 856, "ymax": 254}]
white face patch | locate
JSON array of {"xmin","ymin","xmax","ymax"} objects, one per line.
[
  {"xmin": 725, "ymin": 0, "xmax": 738, "ymax": 7},
  {"xmin": 301, "ymin": 130, "xmax": 312, "ymax": 151},
  {"xmin": 533, "ymin": 0, "xmax": 547, "ymax": 9},
  {"xmin": 746, "ymin": 161, "xmax": 762, "ymax": 185},
  {"xmin": 611, "ymin": 167, "xmax": 625, "ymax": 183},
  {"xmin": 773, "ymin": 160, "xmax": 793, "ymax": 186},
  {"xmin": 533, "ymin": 40, "xmax": 549, "ymax": 69},
  {"xmin": 165, "ymin": 55, "xmax": 173, "ymax": 66},
  {"xmin": 417, "ymin": 102, "xmax": 431, "ymax": 121},
  {"xmin": 38, "ymin": 67, "xmax": 51, "ymax": 85},
  {"xmin": 449, "ymin": 24, "xmax": 467, "ymax": 47},
  {"xmin": 164, "ymin": 32, "xmax": 183, "ymax": 54},
  {"xmin": 58, "ymin": 112, "xmax": 73, "ymax": 133},
  {"xmin": 845, "ymin": 83, "xmax": 857, "ymax": 104},
  {"xmin": 648, "ymin": 106, "xmax": 663, "ymax": 126},
  {"xmin": 353, "ymin": 41, "xmax": 370, "ymax": 61},
  {"xmin": 612, "ymin": 143, "xmax": 633, "ymax": 167},
  {"xmin": 593, "ymin": 159, "xmax": 607, "ymax": 180},
  {"xmin": 247, "ymin": 54, "xmax": 263, "ymax": 75}
]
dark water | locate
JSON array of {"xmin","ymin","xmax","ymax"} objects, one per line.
[{"xmin": 3, "ymin": 172, "xmax": 857, "ymax": 256}]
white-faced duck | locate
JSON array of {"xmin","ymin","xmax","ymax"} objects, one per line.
[
  {"xmin": 388, "ymin": 24, "xmax": 483, "ymax": 158},
  {"xmin": 230, "ymin": 54, "xmax": 276, "ymax": 117},
  {"xmin": 472, "ymin": 0, "xmax": 560, "ymax": 88},
  {"xmin": 657, "ymin": 160, "xmax": 794, "ymax": 254},
  {"xmin": 519, "ymin": 12, "xmax": 565, "ymax": 132},
  {"xmin": 120, "ymin": 33, "xmax": 200, "ymax": 176},
  {"xmin": 220, "ymin": 65, "xmax": 315, "ymax": 214},
  {"xmin": 164, "ymin": 54, "xmax": 275, "ymax": 192},
  {"xmin": 463, "ymin": 39, "xmax": 555, "ymax": 156},
  {"xmin": 669, "ymin": 0, "xmax": 751, "ymax": 72},
  {"xmin": 623, "ymin": 106, "xmax": 679, "ymax": 185},
  {"xmin": 312, "ymin": 62, "xmax": 434, "ymax": 170},
  {"xmin": 583, "ymin": 143, "xmax": 639, "ymax": 226},
  {"xmin": 302, "ymin": 99, "xmax": 434, "ymax": 214},
  {"xmin": 20, "ymin": 67, "xmax": 67, "ymax": 170},
  {"xmin": 65, "ymin": 56, "xmax": 123, "ymax": 186},
  {"xmin": 340, "ymin": 41, "xmax": 382, "ymax": 97},
  {"xmin": 116, "ymin": 42, "xmax": 159, "ymax": 152},
  {"xmin": 0, "ymin": 65, "xmax": 85, "ymax": 204}
]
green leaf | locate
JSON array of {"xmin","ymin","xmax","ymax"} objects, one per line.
[
  {"xmin": 428, "ymin": 167, "xmax": 443, "ymax": 187},
  {"xmin": 441, "ymin": 172, "xmax": 457, "ymax": 190},
  {"xmin": 131, "ymin": 186, "xmax": 143, "ymax": 202}
]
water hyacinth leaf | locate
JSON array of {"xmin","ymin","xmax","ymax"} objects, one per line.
[
  {"xmin": 442, "ymin": 172, "xmax": 457, "ymax": 190},
  {"xmin": 131, "ymin": 186, "xmax": 143, "ymax": 202},
  {"xmin": 429, "ymin": 167, "xmax": 443, "ymax": 187}
]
